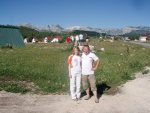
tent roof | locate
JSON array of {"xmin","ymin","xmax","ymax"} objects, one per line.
[{"xmin": 0, "ymin": 25, "xmax": 25, "ymax": 46}]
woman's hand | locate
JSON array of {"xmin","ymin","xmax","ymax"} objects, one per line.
[
  {"xmin": 68, "ymin": 74, "xmax": 72, "ymax": 78},
  {"xmin": 70, "ymin": 64, "xmax": 73, "ymax": 68}
]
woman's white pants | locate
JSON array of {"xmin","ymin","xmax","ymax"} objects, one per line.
[{"xmin": 70, "ymin": 73, "xmax": 81, "ymax": 99}]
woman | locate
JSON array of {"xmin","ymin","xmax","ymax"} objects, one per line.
[{"xmin": 67, "ymin": 46, "xmax": 81, "ymax": 101}]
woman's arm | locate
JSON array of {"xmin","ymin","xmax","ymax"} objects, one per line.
[{"xmin": 68, "ymin": 64, "xmax": 72, "ymax": 78}]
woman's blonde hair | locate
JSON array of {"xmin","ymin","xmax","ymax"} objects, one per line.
[{"xmin": 72, "ymin": 46, "xmax": 80, "ymax": 55}]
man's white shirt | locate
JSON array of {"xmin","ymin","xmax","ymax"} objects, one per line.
[
  {"xmin": 79, "ymin": 34, "xmax": 83, "ymax": 40},
  {"xmin": 81, "ymin": 52, "xmax": 99, "ymax": 75}
]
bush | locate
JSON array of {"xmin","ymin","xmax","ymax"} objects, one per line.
[
  {"xmin": 129, "ymin": 60, "xmax": 143, "ymax": 70},
  {"xmin": 0, "ymin": 82, "xmax": 30, "ymax": 94},
  {"xmin": 142, "ymin": 69, "xmax": 149, "ymax": 74},
  {"xmin": 1, "ymin": 44, "xmax": 13, "ymax": 49}
]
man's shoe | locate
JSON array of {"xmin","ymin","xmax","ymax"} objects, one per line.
[
  {"xmin": 84, "ymin": 96, "xmax": 90, "ymax": 100},
  {"xmin": 95, "ymin": 98, "xmax": 99, "ymax": 103}
]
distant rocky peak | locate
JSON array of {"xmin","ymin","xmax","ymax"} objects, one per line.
[{"xmin": 17, "ymin": 23, "xmax": 150, "ymax": 35}]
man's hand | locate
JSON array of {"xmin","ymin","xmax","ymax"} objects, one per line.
[
  {"xmin": 92, "ymin": 59, "xmax": 100, "ymax": 71},
  {"xmin": 92, "ymin": 67, "xmax": 97, "ymax": 71}
]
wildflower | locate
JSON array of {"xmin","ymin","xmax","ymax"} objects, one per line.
[
  {"xmin": 130, "ymin": 54, "xmax": 134, "ymax": 57},
  {"xmin": 100, "ymin": 48, "xmax": 105, "ymax": 51}
]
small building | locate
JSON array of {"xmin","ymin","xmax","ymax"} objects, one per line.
[
  {"xmin": 51, "ymin": 36, "xmax": 62, "ymax": 42},
  {"xmin": 32, "ymin": 38, "xmax": 38, "ymax": 43},
  {"xmin": 139, "ymin": 34, "xmax": 149, "ymax": 42},
  {"xmin": 0, "ymin": 25, "xmax": 25, "ymax": 46},
  {"xmin": 123, "ymin": 37, "xmax": 130, "ymax": 41},
  {"xmin": 43, "ymin": 37, "xmax": 53, "ymax": 43},
  {"xmin": 24, "ymin": 38, "xmax": 29, "ymax": 44}
]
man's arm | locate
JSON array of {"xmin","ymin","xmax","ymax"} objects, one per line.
[{"xmin": 92, "ymin": 59, "xmax": 100, "ymax": 71}]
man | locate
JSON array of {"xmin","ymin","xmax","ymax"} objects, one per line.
[
  {"xmin": 79, "ymin": 34, "xmax": 83, "ymax": 46},
  {"xmin": 75, "ymin": 35, "xmax": 79, "ymax": 46},
  {"xmin": 81, "ymin": 45, "xmax": 100, "ymax": 103},
  {"xmin": 86, "ymin": 36, "xmax": 89, "ymax": 45},
  {"xmin": 66, "ymin": 37, "xmax": 71, "ymax": 47}
]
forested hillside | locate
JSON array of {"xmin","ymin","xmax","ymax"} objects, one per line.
[
  {"xmin": 1, "ymin": 25, "xmax": 142, "ymax": 42},
  {"xmin": 19, "ymin": 27, "xmax": 103, "ymax": 42},
  {"xmin": 19, "ymin": 26, "xmax": 60, "ymax": 41}
]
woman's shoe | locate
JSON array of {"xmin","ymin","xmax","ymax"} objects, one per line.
[{"xmin": 73, "ymin": 99, "xmax": 78, "ymax": 101}]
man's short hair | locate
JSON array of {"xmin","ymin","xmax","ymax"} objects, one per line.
[{"xmin": 83, "ymin": 45, "xmax": 90, "ymax": 50}]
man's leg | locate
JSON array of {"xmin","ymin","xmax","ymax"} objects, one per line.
[
  {"xmin": 93, "ymin": 90, "xmax": 98, "ymax": 100},
  {"xmin": 85, "ymin": 88, "xmax": 90, "ymax": 99},
  {"xmin": 88, "ymin": 75, "xmax": 99, "ymax": 103},
  {"xmin": 82, "ymin": 75, "xmax": 90, "ymax": 99}
]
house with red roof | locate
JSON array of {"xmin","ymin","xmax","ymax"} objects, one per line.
[
  {"xmin": 42, "ymin": 37, "xmax": 53, "ymax": 43},
  {"xmin": 139, "ymin": 34, "xmax": 149, "ymax": 42},
  {"xmin": 51, "ymin": 36, "xmax": 62, "ymax": 42},
  {"xmin": 32, "ymin": 38, "xmax": 38, "ymax": 43}
]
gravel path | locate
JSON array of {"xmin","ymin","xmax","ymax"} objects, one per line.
[
  {"xmin": 131, "ymin": 41, "xmax": 150, "ymax": 48},
  {"xmin": 0, "ymin": 69, "xmax": 150, "ymax": 113}
]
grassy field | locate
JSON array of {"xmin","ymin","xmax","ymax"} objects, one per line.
[{"xmin": 0, "ymin": 40, "xmax": 150, "ymax": 94}]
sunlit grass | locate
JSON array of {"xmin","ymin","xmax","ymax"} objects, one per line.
[{"xmin": 0, "ymin": 40, "xmax": 150, "ymax": 93}]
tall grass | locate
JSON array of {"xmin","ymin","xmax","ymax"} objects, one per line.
[
  {"xmin": 0, "ymin": 40, "xmax": 150, "ymax": 93},
  {"xmin": 92, "ymin": 40, "xmax": 150, "ymax": 87}
]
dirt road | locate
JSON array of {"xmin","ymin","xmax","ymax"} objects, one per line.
[
  {"xmin": 131, "ymin": 41, "xmax": 150, "ymax": 48},
  {"xmin": 0, "ymin": 69, "xmax": 150, "ymax": 113}
]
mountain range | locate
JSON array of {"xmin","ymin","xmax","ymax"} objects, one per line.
[{"xmin": 17, "ymin": 23, "xmax": 150, "ymax": 35}]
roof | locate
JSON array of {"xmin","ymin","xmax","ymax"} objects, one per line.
[
  {"xmin": 33, "ymin": 38, "xmax": 38, "ymax": 41},
  {"xmin": 0, "ymin": 25, "xmax": 19, "ymax": 29},
  {"xmin": 0, "ymin": 25, "xmax": 25, "ymax": 46},
  {"xmin": 24, "ymin": 38, "xmax": 29, "ymax": 40},
  {"xmin": 54, "ymin": 36, "xmax": 62, "ymax": 40},
  {"xmin": 45, "ymin": 36, "xmax": 53, "ymax": 40},
  {"xmin": 140, "ymin": 34, "xmax": 150, "ymax": 37}
]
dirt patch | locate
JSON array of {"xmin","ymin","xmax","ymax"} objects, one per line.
[
  {"xmin": 105, "ymin": 87, "xmax": 122, "ymax": 95},
  {"xmin": 0, "ymin": 70, "xmax": 150, "ymax": 113},
  {"xmin": 0, "ymin": 75, "xmax": 17, "ymax": 81},
  {"xmin": 0, "ymin": 76, "xmax": 39, "ymax": 92}
]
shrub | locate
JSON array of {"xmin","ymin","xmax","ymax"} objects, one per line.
[{"xmin": 1, "ymin": 44, "xmax": 13, "ymax": 49}]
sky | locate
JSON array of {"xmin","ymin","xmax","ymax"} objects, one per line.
[{"xmin": 0, "ymin": 0, "xmax": 150, "ymax": 28}]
